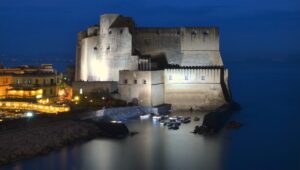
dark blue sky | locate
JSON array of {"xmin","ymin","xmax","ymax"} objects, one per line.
[{"xmin": 0, "ymin": 0, "xmax": 300, "ymax": 68}]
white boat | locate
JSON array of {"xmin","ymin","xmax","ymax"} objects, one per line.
[
  {"xmin": 140, "ymin": 114, "xmax": 151, "ymax": 120},
  {"xmin": 152, "ymin": 115, "xmax": 161, "ymax": 121},
  {"xmin": 111, "ymin": 120, "xmax": 122, "ymax": 123}
]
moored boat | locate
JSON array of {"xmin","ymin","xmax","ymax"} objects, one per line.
[{"xmin": 140, "ymin": 114, "xmax": 151, "ymax": 120}]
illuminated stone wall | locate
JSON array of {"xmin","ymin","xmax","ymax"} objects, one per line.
[
  {"xmin": 75, "ymin": 14, "xmax": 231, "ymax": 110},
  {"xmin": 72, "ymin": 81, "xmax": 118, "ymax": 95},
  {"xmin": 164, "ymin": 68, "xmax": 229, "ymax": 110},
  {"xmin": 118, "ymin": 70, "xmax": 164, "ymax": 107},
  {"xmin": 76, "ymin": 14, "xmax": 138, "ymax": 82},
  {"xmin": 134, "ymin": 27, "xmax": 223, "ymax": 66},
  {"xmin": 75, "ymin": 14, "xmax": 223, "ymax": 81}
]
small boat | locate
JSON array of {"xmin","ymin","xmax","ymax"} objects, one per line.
[
  {"xmin": 140, "ymin": 114, "xmax": 151, "ymax": 120},
  {"xmin": 110, "ymin": 120, "xmax": 122, "ymax": 124},
  {"xmin": 170, "ymin": 124, "xmax": 179, "ymax": 130},
  {"xmin": 182, "ymin": 119, "xmax": 191, "ymax": 124},
  {"xmin": 169, "ymin": 116, "xmax": 177, "ymax": 121},
  {"xmin": 152, "ymin": 115, "xmax": 161, "ymax": 121},
  {"xmin": 194, "ymin": 117, "xmax": 200, "ymax": 121}
]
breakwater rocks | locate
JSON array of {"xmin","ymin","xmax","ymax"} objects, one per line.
[
  {"xmin": 0, "ymin": 120, "xmax": 129, "ymax": 166},
  {"xmin": 193, "ymin": 102, "xmax": 241, "ymax": 135}
]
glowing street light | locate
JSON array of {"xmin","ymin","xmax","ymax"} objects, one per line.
[{"xmin": 25, "ymin": 111, "xmax": 34, "ymax": 118}]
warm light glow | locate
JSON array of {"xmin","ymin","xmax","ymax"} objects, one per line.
[
  {"xmin": 36, "ymin": 94, "xmax": 42, "ymax": 99},
  {"xmin": 58, "ymin": 89, "xmax": 65, "ymax": 96},
  {"xmin": 0, "ymin": 101, "xmax": 70, "ymax": 113},
  {"xmin": 25, "ymin": 111, "xmax": 33, "ymax": 118},
  {"xmin": 74, "ymin": 96, "xmax": 80, "ymax": 101}
]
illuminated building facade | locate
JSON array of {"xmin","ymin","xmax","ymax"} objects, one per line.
[
  {"xmin": 0, "ymin": 64, "xmax": 62, "ymax": 100},
  {"xmin": 75, "ymin": 14, "xmax": 231, "ymax": 110}
]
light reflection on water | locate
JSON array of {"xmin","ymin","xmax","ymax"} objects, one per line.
[
  {"xmin": 4, "ymin": 112, "xmax": 227, "ymax": 170},
  {"xmin": 3, "ymin": 62, "xmax": 300, "ymax": 170}
]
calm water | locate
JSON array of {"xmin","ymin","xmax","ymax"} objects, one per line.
[{"xmin": 2, "ymin": 62, "xmax": 300, "ymax": 170}]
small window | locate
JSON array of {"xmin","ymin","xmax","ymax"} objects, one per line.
[
  {"xmin": 109, "ymin": 30, "xmax": 112, "ymax": 34},
  {"xmin": 143, "ymin": 80, "xmax": 147, "ymax": 84},
  {"xmin": 203, "ymin": 30, "xmax": 209, "ymax": 35},
  {"xmin": 50, "ymin": 79, "xmax": 54, "ymax": 85},
  {"xmin": 168, "ymin": 75, "xmax": 172, "ymax": 80},
  {"xmin": 192, "ymin": 30, "xmax": 197, "ymax": 35},
  {"xmin": 50, "ymin": 89, "xmax": 53, "ymax": 95},
  {"xmin": 35, "ymin": 79, "xmax": 38, "ymax": 84},
  {"xmin": 201, "ymin": 76, "xmax": 205, "ymax": 80},
  {"xmin": 124, "ymin": 79, "xmax": 128, "ymax": 84},
  {"xmin": 107, "ymin": 46, "xmax": 110, "ymax": 50},
  {"xmin": 184, "ymin": 75, "xmax": 188, "ymax": 80},
  {"xmin": 134, "ymin": 80, "xmax": 137, "ymax": 84},
  {"xmin": 28, "ymin": 80, "xmax": 31, "ymax": 84},
  {"xmin": 16, "ymin": 79, "xmax": 19, "ymax": 85},
  {"xmin": 120, "ymin": 29, "xmax": 123, "ymax": 34},
  {"xmin": 79, "ymin": 88, "xmax": 83, "ymax": 94},
  {"xmin": 43, "ymin": 79, "xmax": 46, "ymax": 85}
]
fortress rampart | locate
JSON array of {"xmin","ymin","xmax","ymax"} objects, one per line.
[{"xmin": 74, "ymin": 14, "xmax": 232, "ymax": 110}]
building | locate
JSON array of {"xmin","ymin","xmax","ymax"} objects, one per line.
[
  {"xmin": 74, "ymin": 14, "xmax": 231, "ymax": 110},
  {"xmin": 0, "ymin": 64, "xmax": 61, "ymax": 101}
]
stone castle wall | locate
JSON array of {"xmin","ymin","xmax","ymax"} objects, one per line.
[
  {"xmin": 75, "ymin": 14, "xmax": 231, "ymax": 110},
  {"xmin": 164, "ymin": 68, "xmax": 228, "ymax": 110},
  {"xmin": 134, "ymin": 27, "xmax": 223, "ymax": 66},
  {"xmin": 75, "ymin": 14, "xmax": 224, "ymax": 82},
  {"xmin": 75, "ymin": 14, "xmax": 138, "ymax": 82},
  {"xmin": 118, "ymin": 70, "xmax": 164, "ymax": 107}
]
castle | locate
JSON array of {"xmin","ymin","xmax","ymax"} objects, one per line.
[{"xmin": 74, "ymin": 14, "xmax": 231, "ymax": 110}]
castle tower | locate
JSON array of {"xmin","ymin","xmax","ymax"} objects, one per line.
[{"xmin": 75, "ymin": 14, "xmax": 138, "ymax": 82}]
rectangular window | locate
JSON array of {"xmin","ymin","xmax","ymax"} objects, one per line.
[
  {"xmin": 79, "ymin": 88, "xmax": 83, "ymax": 94},
  {"xmin": 43, "ymin": 79, "xmax": 46, "ymax": 85},
  {"xmin": 169, "ymin": 75, "xmax": 172, "ymax": 80},
  {"xmin": 124, "ymin": 79, "xmax": 128, "ymax": 84},
  {"xmin": 143, "ymin": 80, "xmax": 147, "ymax": 84},
  {"xmin": 35, "ymin": 79, "xmax": 38, "ymax": 84},
  {"xmin": 50, "ymin": 79, "xmax": 54, "ymax": 85},
  {"xmin": 50, "ymin": 89, "xmax": 53, "ymax": 95},
  {"xmin": 184, "ymin": 75, "xmax": 188, "ymax": 80},
  {"xmin": 201, "ymin": 76, "xmax": 205, "ymax": 80},
  {"xmin": 134, "ymin": 80, "xmax": 137, "ymax": 84}
]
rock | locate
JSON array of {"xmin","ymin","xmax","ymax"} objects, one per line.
[{"xmin": 194, "ymin": 117, "xmax": 200, "ymax": 121}]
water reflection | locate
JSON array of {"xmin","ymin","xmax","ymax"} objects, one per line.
[{"xmin": 4, "ymin": 111, "xmax": 226, "ymax": 170}]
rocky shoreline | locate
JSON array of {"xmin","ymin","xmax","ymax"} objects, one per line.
[
  {"xmin": 193, "ymin": 102, "xmax": 241, "ymax": 135},
  {"xmin": 0, "ymin": 120, "xmax": 117, "ymax": 166}
]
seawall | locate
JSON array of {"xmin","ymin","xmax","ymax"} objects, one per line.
[{"xmin": 0, "ymin": 120, "xmax": 101, "ymax": 166}]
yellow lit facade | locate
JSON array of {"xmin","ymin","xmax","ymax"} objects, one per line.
[
  {"xmin": 0, "ymin": 64, "xmax": 62, "ymax": 100},
  {"xmin": 0, "ymin": 101, "xmax": 70, "ymax": 113},
  {"xmin": 6, "ymin": 89, "xmax": 43, "ymax": 99},
  {"xmin": 0, "ymin": 65, "xmax": 70, "ymax": 113}
]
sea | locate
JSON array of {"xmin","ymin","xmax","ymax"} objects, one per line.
[{"xmin": 2, "ymin": 61, "xmax": 300, "ymax": 170}]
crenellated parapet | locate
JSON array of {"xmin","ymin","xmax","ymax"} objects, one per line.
[{"xmin": 164, "ymin": 67, "xmax": 228, "ymax": 84}]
